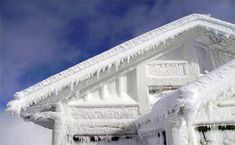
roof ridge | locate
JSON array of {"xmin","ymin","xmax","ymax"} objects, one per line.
[
  {"xmin": 14, "ymin": 14, "xmax": 216, "ymax": 97},
  {"xmin": 7, "ymin": 13, "xmax": 235, "ymax": 115}
]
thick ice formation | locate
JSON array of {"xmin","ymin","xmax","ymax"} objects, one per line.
[
  {"xmin": 5, "ymin": 13, "xmax": 235, "ymax": 145},
  {"xmin": 136, "ymin": 59, "xmax": 235, "ymax": 126},
  {"xmin": 7, "ymin": 13, "xmax": 235, "ymax": 115},
  {"xmin": 135, "ymin": 59, "xmax": 235, "ymax": 145}
]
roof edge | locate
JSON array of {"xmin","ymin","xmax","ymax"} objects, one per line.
[{"xmin": 7, "ymin": 13, "xmax": 235, "ymax": 115}]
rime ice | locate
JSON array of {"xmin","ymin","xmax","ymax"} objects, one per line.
[{"xmin": 7, "ymin": 14, "xmax": 235, "ymax": 145}]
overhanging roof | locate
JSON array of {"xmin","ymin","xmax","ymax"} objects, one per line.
[{"xmin": 7, "ymin": 13, "xmax": 235, "ymax": 115}]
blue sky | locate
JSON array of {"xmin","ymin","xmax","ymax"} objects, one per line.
[
  {"xmin": 1, "ymin": 0, "xmax": 235, "ymax": 110},
  {"xmin": 0, "ymin": 0, "xmax": 235, "ymax": 145}
]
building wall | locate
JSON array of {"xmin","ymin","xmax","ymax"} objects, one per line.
[{"xmin": 38, "ymin": 28, "xmax": 235, "ymax": 145}]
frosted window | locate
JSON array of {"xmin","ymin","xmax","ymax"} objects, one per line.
[
  {"xmin": 196, "ymin": 125, "xmax": 235, "ymax": 145},
  {"xmin": 148, "ymin": 85, "xmax": 178, "ymax": 95},
  {"xmin": 72, "ymin": 135, "xmax": 135, "ymax": 143}
]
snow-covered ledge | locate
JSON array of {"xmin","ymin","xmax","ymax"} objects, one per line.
[{"xmin": 136, "ymin": 59, "xmax": 235, "ymax": 145}]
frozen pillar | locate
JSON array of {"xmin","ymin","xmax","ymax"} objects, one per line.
[{"xmin": 53, "ymin": 119, "xmax": 69, "ymax": 145}]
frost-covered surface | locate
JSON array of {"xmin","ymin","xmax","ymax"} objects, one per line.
[
  {"xmin": 7, "ymin": 13, "xmax": 235, "ymax": 115},
  {"xmin": 66, "ymin": 120, "xmax": 136, "ymax": 135},
  {"xmin": 136, "ymin": 59, "xmax": 235, "ymax": 132},
  {"xmin": 70, "ymin": 107, "xmax": 139, "ymax": 120},
  {"xmin": 195, "ymin": 129, "xmax": 235, "ymax": 145},
  {"xmin": 5, "ymin": 14, "xmax": 235, "ymax": 145},
  {"xmin": 24, "ymin": 103, "xmax": 139, "ymax": 145},
  {"xmin": 136, "ymin": 59, "xmax": 235, "ymax": 145},
  {"xmin": 70, "ymin": 136, "xmax": 139, "ymax": 145}
]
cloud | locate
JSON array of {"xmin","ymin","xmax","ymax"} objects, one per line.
[
  {"xmin": 0, "ymin": 111, "xmax": 52, "ymax": 145},
  {"xmin": 1, "ymin": 0, "xmax": 235, "ymax": 107},
  {"xmin": 0, "ymin": 0, "xmax": 134, "ymax": 105},
  {"xmin": 0, "ymin": 0, "xmax": 235, "ymax": 144},
  {"xmin": 0, "ymin": 1, "xmax": 84, "ymax": 105}
]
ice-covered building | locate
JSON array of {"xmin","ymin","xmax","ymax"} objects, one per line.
[
  {"xmin": 136, "ymin": 59, "xmax": 235, "ymax": 145},
  {"xmin": 7, "ymin": 14, "xmax": 235, "ymax": 145}
]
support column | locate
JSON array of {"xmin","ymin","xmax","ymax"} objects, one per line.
[
  {"xmin": 171, "ymin": 119, "xmax": 189, "ymax": 145},
  {"xmin": 136, "ymin": 64, "xmax": 149, "ymax": 113},
  {"xmin": 118, "ymin": 77, "xmax": 124, "ymax": 98},
  {"xmin": 52, "ymin": 104, "xmax": 69, "ymax": 145},
  {"xmin": 53, "ymin": 119, "xmax": 69, "ymax": 145},
  {"xmin": 101, "ymin": 84, "xmax": 108, "ymax": 100}
]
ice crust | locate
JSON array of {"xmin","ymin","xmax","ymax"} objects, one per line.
[
  {"xmin": 5, "ymin": 13, "xmax": 235, "ymax": 145},
  {"xmin": 6, "ymin": 13, "xmax": 235, "ymax": 115},
  {"xmin": 136, "ymin": 59, "xmax": 235, "ymax": 130}
]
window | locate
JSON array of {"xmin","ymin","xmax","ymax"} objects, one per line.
[
  {"xmin": 148, "ymin": 85, "xmax": 178, "ymax": 95},
  {"xmin": 72, "ymin": 135, "xmax": 134, "ymax": 143},
  {"xmin": 196, "ymin": 125, "xmax": 235, "ymax": 145}
]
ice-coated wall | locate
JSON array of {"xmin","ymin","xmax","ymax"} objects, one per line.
[
  {"xmin": 21, "ymin": 33, "xmax": 233, "ymax": 145},
  {"xmin": 136, "ymin": 59, "xmax": 235, "ymax": 145},
  {"xmin": 7, "ymin": 14, "xmax": 235, "ymax": 145}
]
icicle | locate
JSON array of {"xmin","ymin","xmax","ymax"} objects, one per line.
[
  {"xmin": 127, "ymin": 56, "xmax": 131, "ymax": 63},
  {"xmin": 15, "ymin": 92, "xmax": 24, "ymax": 99},
  {"xmin": 225, "ymin": 33, "xmax": 230, "ymax": 38},
  {"xmin": 140, "ymin": 48, "xmax": 144, "ymax": 54},
  {"xmin": 75, "ymin": 79, "xmax": 79, "ymax": 85},
  {"xmin": 108, "ymin": 63, "xmax": 112, "ymax": 72},
  {"xmin": 96, "ymin": 69, "xmax": 100, "ymax": 78},
  {"xmin": 102, "ymin": 66, "xmax": 106, "ymax": 72},
  {"xmin": 115, "ymin": 61, "xmax": 119, "ymax": 71},
  {"xmin": 55, "ymin": 89, "xmax": 58, "ymax": 96},
  {"xmin": 70, "ymin": 82, "xmax": 74, "ymax": 92}
]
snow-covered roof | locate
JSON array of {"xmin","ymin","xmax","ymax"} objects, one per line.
[
  {"xmin": 136, "ymin": 59, "xmax": 235, "ymax": 128},
  {"xmin": 7, "ymin": 14, "xmax": 235, "ymax": 115}
]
